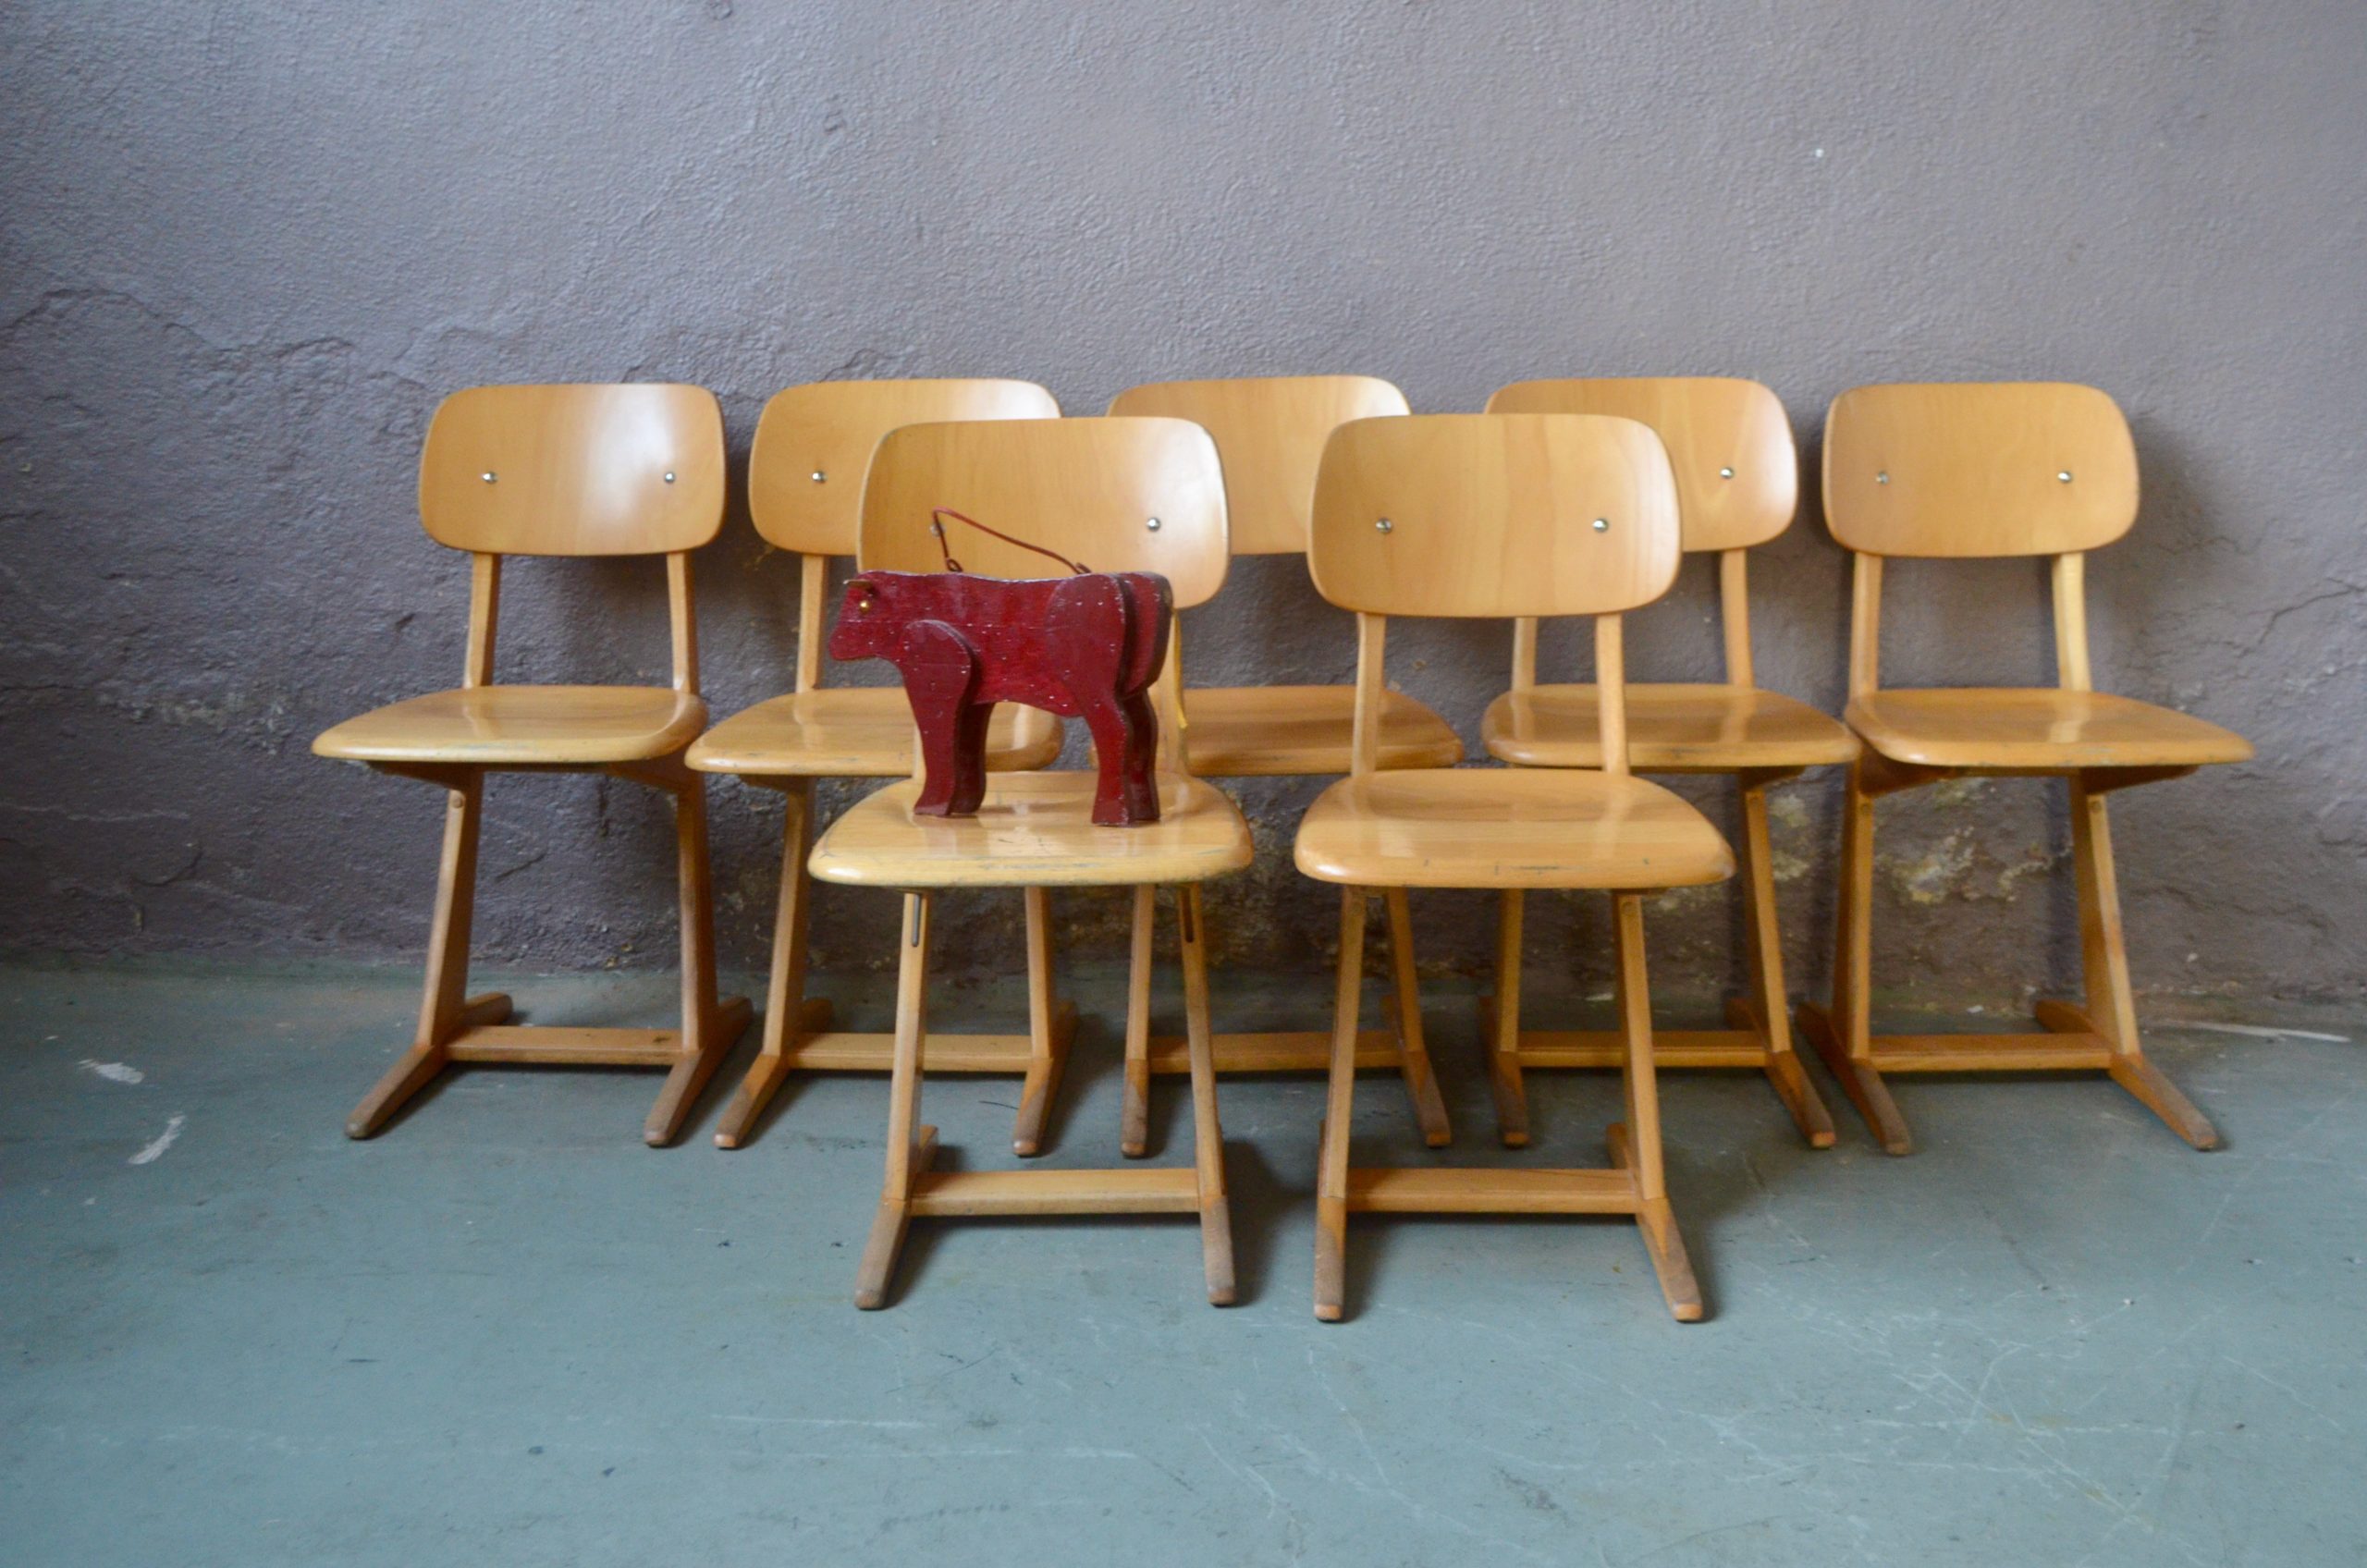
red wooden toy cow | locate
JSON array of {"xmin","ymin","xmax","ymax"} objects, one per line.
[{"xmin": 828, "ymin": 512, "xmax": 1173, "ymax": 826}]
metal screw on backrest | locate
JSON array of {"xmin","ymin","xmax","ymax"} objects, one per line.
[
  {"xmin": 811, "ymin": 470, "xmax": 827, "ymax": 484},
  {"xmin": 663, "ymin": 471, "xmax": 676, "ymax": 484},
  {"xmin": 480, "ymin": 472, "xmax": 497, "ymax": 484},
  {"xmin": 1875, "ymin": 471, "xmax": 1889, "ymax": 484},
  {"xmin": 1145, "ymin": 517, "xmax": 1161, "ymax": 532},
  {"xmin": 1375, "ymin": 517, "xmax": 1393, "ymax": 533},
  {"xmin": 2057, "ymin": 470, "xmax": 2074, "ymax": 483},
  {"xmin": 1592, "ymin": 518, "xmax": 1610, "ymax": 533},
  {"xmin": 1719, "ymin": 467, "xmax": 1735, "ymax": 480}
]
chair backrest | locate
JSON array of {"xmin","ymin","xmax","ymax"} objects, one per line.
[
  {"xmin": 416, "ymin": 384, "xmax": 722, "ymax": 692},
  {"xmin": 1822, "ymin": 382, "xmax": 2139, "ymax": 558},
  {"xmin": 859, "ymin": 417, "xmax": 1230, "ymax": 608},
  {"xmin": 1311, "ymin": 413, "xmax": 1682, "ymax": 777},
  {"xmin": 1310, "ymin": 414, "xmax": 1680, "ymax": 619},
  {"xmin": 1105, "ymin": 375, "xmax": 1408, "ymax": 555},
  {"xmin": 418, "ymin": 384, "xmax": 725, "ymax": 557},
  {"xmin": 1486, "ymin": 376, "xmax": 1795, "ymax": 686},
  {"xmin": 1823, "ymin": 382, "xmax": 2140, "ymax": 698},
  {"xmin": 858, "ymin": 416, "xmax": 1230, "ymax": 770},
  {"xmin": 751, "ymin": 379, "xmax": 1061, "ymax": 557},
  {"xmin": 1486, "ymin": 377, "xmax": 1793, "ymax": 553}
]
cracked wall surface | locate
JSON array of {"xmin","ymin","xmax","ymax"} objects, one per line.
[{"xmin": 2, "ymin": 2, "xmax": 2361, "ymax": 1005}]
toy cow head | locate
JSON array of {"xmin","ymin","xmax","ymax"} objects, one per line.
[{"xmin": 828, "ymin": 575, "xmax": 904, "ymax": 663}]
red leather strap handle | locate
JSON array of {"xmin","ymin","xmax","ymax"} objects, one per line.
[{"xmin": 929, "ymin": 508, "xmax": 1089, "ymax": 575}]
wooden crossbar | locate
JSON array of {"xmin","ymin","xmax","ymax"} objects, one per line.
[
  {"xmin": 1147, "ymin": 1028, "xmax": 1398, "ymax": 1074},
  {"xmin": 1867, "ymin": 1032, "xmax": 2114, "ymax": 1072},
  {"xmin": 1504, "ymin": 1028, "xmax": 1772, "ymax": 1070},
  {"xmin": 908, "ymin": 1166, "xmax": 1201, "ymax": 1217},
  {"xmin": 777, "ymin": 1017, "xmax": 1073, "ymax": 1073},
  {"xmin": 446, "ymin": 1024, "xmax": 691, "ymax": 1066},
  {"xmin": 1344, "ymin": 1166, "xmax": 1637, "ymax": 1215}
]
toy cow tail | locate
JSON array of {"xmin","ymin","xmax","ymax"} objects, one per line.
[{"xmin": 1115, "ymin": 573, "xmax": 1174, "ymax": 697}]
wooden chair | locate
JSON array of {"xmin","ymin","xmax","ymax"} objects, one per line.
[
  {"xmin": 1295, "ymin": 412, "xmax": 1735, "ymax": 1322},
  {"xmin": 1105, "ymin": 376, "xmax": 1461, "ymax": 1151},
  {"xmin": 686, "ymin": 380, "xmax": 1068, "ymax": 1151},
  {"xmin": 314, "ymin": 383, "xmax": 751, "ymax": 1145},
  {"xmin": 1796, "ymin": 382, "xmax": 2253, "ymax": 1154},
  {"xmin": 1478, "ymin": 378, "xmax": 1853, "ymax": 1148},
  {"xmin": 807, "ymin": 416, "xmax": 1253, "ymax": 1308}
]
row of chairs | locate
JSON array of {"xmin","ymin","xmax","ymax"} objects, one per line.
[{"xmin": 313, "ymin": 375, "xmax": 2251, "ymax": 1320}]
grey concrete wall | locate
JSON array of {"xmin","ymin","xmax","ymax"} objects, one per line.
[{"xmin": 3, "ymin": 1, "xmax": 2361, "ymax": 1006}]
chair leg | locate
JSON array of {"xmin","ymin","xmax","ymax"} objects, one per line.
[
  {"xmin": 856, "ymin": 893, "xmax": 938, "ymax": 1309},
  {"xmin": 717, "ymin": 779, "xmax": 821, "ymax": 1149},
  {"xmin": 1735, "ymin": 778, "xmax": 1835, "ymax": 1149},
  {"xmin": 1313, "ymin": 886, "xmax": 1367, "ymax": 1322},
  {"xmin": 645, "ymin": 766, "xmax": 749, "ymax": 1147},
  {"xmin": 1012, "ymin": 886, "xmax": 1070, "ymax": 1157},
  {"xmin": 1798, "ymin": 759, "xmax": 1911, "ymax": 1154},
  {"xmin": 1121, "ymin": 884, "xmax": 1157, "ymax": 1158},
  {"xmin": 349, "ymin": 774, "xmax": 505, "ymax": 1138},
  {"xmin": 2071, "ymin": 778, "xmax": 2218, "ymax": 1149},
  {"xmin": 1381, "ymin": 888, "xmax": 1452, "ymax": 1147},
  {"xmin": 1176, "ymin": 884, "xmax": 1235, "ymax": 1305},
  {"xmin": 1609, "ymin": 892, "xmax": 1703, "ymax": 1323},
  {"xmin": 1486, "ymin": 889, "xmax": 1530, "ymax": 1147}
]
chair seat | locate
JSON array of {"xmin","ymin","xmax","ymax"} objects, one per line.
[
  {"xmin": 313, "ymin": 685, "xmax": 706, "ymax": 766},
  {"xmin": 1183, "ymin": 685, "xmax": 1464, "ymax": 776},
  {"xmin": 686, "ymin": 688, "xmax": 1063, "ymax": 778},
  {"xmin": 1294, "ymin": 768, "xmax": 1735, "ymax": 890},
  {"xmin": 1846, "ymin": 689, "xmax": 2254, "ymax": 770},
  {"xmin": 809, "ymin": 772, "xmax": 1254, "ymax": 889},
  {"xmin": 1483, "ymin": 682, "xmax": 1858, "ymax": 772}
]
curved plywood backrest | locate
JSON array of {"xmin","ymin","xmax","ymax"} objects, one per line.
[
  {"xmin": 1486, "ymin": 376, "xmax": 1795, "ymax": 552},
  {"xmin": 1823, "ymin": 382, "xmax": 2139, "ymax": 557},
  {"xmin": 750, "ymin": 379, "xmax": 1061, "ymax": 557},
  {"xmin": 1105, "ymin": 375, "xmax": 1408, "ymax": 555},
  {"xmin": 418, "ymin": 384, "xmax": 725, "ymax": 557},
  {"xmin": 1310, "ymin": 414, "xmax": 1681, "ymax": 619},
  {"xmin": 859, "ymin": 417, "xmax": 1231, "ymax": 608}
]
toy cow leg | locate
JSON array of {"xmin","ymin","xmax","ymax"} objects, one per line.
[
  {"xmin": 1045, "ymin": 577, "xmax": 1163, "ymax": 826},
  {"xmin": 895, "ymin": 619, "xmax": 989, "ymax": 817}
]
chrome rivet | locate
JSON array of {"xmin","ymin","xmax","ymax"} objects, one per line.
[
  {"xmin": 1875, "ymin": 471, "xmax": 1889, "ymax": 484},
  {"xmin": 1718, "ymin": 466, "xmax": 1735, "ymax": 480},
  {"xmin": 480, "ymin": 472, "xmax": 497, "ymax": 484},
  {"xmin": 662, "ymin": 471, "xmax": 676, "ymax": 484},
  {"xmin": 1145, "ymin": 516, "xmax": 1161, "ymax": 532},
  {"xmin": 2056, "ymin": 470, "xmax": 2074, "ymax": 483},
  {"xmin": 1591, "ymin": 517, "xmax": 1610, "ymax": 532},
  {"xmin": 810, "ymin": 470, "xmax": 827, "ymax": 484},
  {"xmin": 1375, "ymin": 517, "xmax": 1393, "ymax": 533}
]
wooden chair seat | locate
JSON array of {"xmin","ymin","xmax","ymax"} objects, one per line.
[
  {"xmin": 1483, "ymin": 682, "xmax": 1858, "ymax": 772},
  {"xmin": 1294, "ymin": 768, "xmax": 1735, "ymax": 890},
  {"xmin": 1182, "ymin": 684, "xmax": 1463, "ymax": 776},
  {"xmin": 314, "ymin": 684, "xmax": 707, "ymax": 766},
  {"xmin": 686, "ymin": 688, "xmax": 1062, "ymax": 778},
  {"xmin": 1846, "ymin": 688, "xmax": 2253, "ymax": 771},
  {"xmin": 811, "ymin": 772, "xmax": 1254, "ymax": 890}
]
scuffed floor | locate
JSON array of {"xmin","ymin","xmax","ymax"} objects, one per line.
[{"xmin": 1, "ymin": 962, "xmax": 2361, "ymax": 1565}]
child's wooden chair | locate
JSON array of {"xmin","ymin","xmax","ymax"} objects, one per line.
[
  {"xmin": 1478, "ymin": 378, "xmax": 1854, "ymax": 1147},
  {"xmin": 1104, "ymin": 376, "xmax": 1461, "ymax": 1151},
  {"xmin": 1294, "ymin": 412, "xmax": 1735, "ymax": 1322},
  {"xmin": 1796, "ymin": 382, "xmax": 2253, "ymax": 1154},
  {"xmin": 314, "ymin": 383, "xmax": 751, "ymax": 1145},
  {"xmin": 807, "ymin": 416, "xmax": 1253, "ymax": 1308},
  {"xmin": 686, "ymin": 380, "xmax": 1067, "ymax": 1151}
]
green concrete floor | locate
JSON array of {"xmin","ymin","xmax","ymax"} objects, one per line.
[{"xmin": 2, "ymin": 962, "xmax": 2361, "ymax": 1566}]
